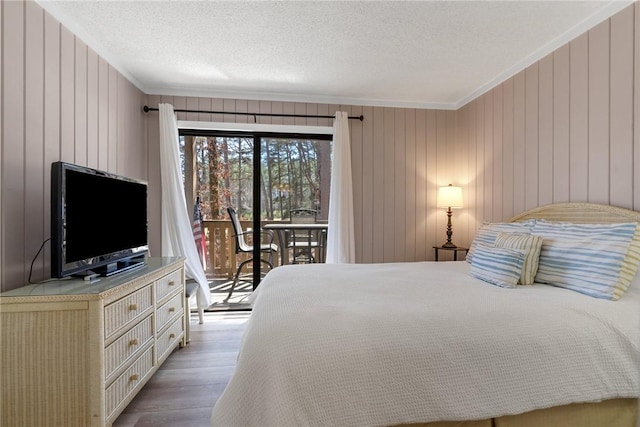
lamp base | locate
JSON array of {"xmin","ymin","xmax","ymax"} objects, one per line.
[{"xmin": 442, "ymin": 207, "xmax": 457, "ymax": 249}]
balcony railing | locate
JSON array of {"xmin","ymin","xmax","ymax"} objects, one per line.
[
  {"xmin": 202, "ymin": 219, "xmax": 327, "ymax": 278},
  {"xmin": 202, "ymin": 219, "xmax": 282, "ymax": 278}
]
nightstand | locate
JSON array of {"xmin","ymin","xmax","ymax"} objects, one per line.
[{"xmin": 433, "ymin": 246, "xmax": 469, "ymax": 261}]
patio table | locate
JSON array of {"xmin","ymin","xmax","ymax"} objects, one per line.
[{"xmin": 262, "ymin": 222, "xmax": 328, "ymax": 265}]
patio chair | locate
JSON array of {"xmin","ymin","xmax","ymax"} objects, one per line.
[
  {"xmin": 288, "ymin": 208, "xmax": 323, "ymax": 263},
  {"xmin": 225, "ymin": 207, "xmax": 278, "ymax": 302}
]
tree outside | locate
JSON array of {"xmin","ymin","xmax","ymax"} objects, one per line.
[{"xmin": 180, "ymin": 135, "xmax": 332, "ymax": 222}]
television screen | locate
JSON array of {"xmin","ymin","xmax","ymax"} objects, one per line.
[{"xmin": 51, "ymin": 162, "xmax": 149, "ymax": 278}]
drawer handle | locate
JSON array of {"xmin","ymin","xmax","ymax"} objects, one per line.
[
  {"xmin": 129, "ymin": 339, "xmax": 139, "ymax": 346},
  {"xmin": 169, "ymin": 333, "xmax": 176, "ymax": 339},
  {"xmin": 129, "ymin": 304, "xmax": 138, "ymax": 311},
  {"xmin": 130, "ymin": 374, "xmax": 139, "ymax": 381},
  {"xmin": 168, "ymin": 307, "xmax": 175, "ymax": 313},
  {"xmin": 168, "ymin": 280, "xmax": 175, "ymax": 286}
]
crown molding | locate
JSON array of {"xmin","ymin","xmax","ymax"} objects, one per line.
[
  {"xmin": 454, "ymin": 0, "xmax": 635, "ymax": 109},
  {"xmin": 36, "ymin": 0, "xmax": 147, "ymax": 93},
  {"xmin": 37, "ymin": 0, "xmax": 634, "ymax": 112},
  {"xmin": 145, "ymin": 86, "xmax": 458, "ymax": 110}
]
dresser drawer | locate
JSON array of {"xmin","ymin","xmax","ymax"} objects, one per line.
[
  {"xmin": 157, "ymin": 316, "xmax": 184, "ymax": 363},
  {"xmin": 105, "ymin": 346, "xmax": 154, "ymax": 420},
  {"xmin": 104, "ymin": 315, "xmax": 153, "ymax": 382},
  {"xmin": 156, "ymin": 268, "xmax": 183, "ymax": 303},
  {"xmin": 156, "ymin": 291, "xmax": 183, "ymax": 333},
  {"xmin": 104, "ymin": 285, "xmax": 153, "ymax": 341}
]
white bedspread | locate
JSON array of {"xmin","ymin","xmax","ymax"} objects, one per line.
[{"xmin": 211, "ymin": 262, "xmax": 640, "ymax": 427}]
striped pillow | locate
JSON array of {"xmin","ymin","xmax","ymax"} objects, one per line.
[
  {"xmin": 493, "ymin": 232, "xmax": 543, "ymax": 285},
  {"xmin": 467, "ymin": 220, "xmax": 536, "ymax": 264},
  {"xmin": 469, "ymin": 244, "xmax": 526, "ymax": 289},
  {"xmin": 532, "ymin": 220, "xmax": 640, "ymax": 300}
]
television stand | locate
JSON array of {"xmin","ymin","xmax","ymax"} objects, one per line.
[
  {"xmin": 0, "ymin": 257, "xmax": 186, "ymax": 426},
  {"xmin": 93, "ymin": 257, "xmax": 146, "ymax": 277},
  {"xmin": 71, "ymin": 271, "xmax": 101, "ymax": 282}
]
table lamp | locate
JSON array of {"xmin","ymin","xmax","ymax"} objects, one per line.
[{"xmin": 437, "ymin": 184, "xmax": 463, "ymax": 248}]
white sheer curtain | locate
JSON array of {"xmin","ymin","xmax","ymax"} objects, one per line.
[
  {"xmin": 158, "ymin": 104, "xmax": 211, "ymax": 309},
  {"xmin": 325, "ymin": 111, "xmax": 355, "ymax": 263}
]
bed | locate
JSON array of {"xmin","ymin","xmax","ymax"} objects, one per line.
[{"xmin": 211, "ymin": 203, "xmax": 640, "ymax": 427}]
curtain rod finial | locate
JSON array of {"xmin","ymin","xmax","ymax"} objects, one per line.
[{"xmin": 143, "ymin": 105, "xmax": 150, "ymax": 113}]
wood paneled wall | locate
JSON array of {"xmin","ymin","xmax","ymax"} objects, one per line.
[
  {"xmin": 3, "ymin": 1, "xmax": 638, "ymax": 291},
  {"xmin": 457, "ymin": 4, "xmax": 640, "ymax": 233},
  {"xmin": 1, "ymin": 1, "xmax": 147, "ymax": 291},
  {"xmin": 147, "ymin": 3, "xmax": 639, "ymax": 265},
  {"xmin": 145, "ymin": 95, "xmax": 460, "ymax": 264}
]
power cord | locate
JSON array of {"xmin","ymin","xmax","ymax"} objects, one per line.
[{"xmin": 28, "ymin": 238, "xmax": 50, "ymax": 284}]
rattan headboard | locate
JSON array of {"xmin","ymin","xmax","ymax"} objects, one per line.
[{"xmin": 509, "ymin": 203, "xmax": 640, "ymax": 224}]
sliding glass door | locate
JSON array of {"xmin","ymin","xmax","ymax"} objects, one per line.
[
  {"xmin": 260, "ymin": 137, "xmax": 331, "ymax": 222},
  {"xmin": 179, "ymin": 130, "xmax": 331, "ymax": 300}
]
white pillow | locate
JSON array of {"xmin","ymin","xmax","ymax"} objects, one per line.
[
  {"xmin": 467, "ymin": 220, "xmax": 535, "ymax": 264},
  {"xmin": 493, "ymin": 232, "xmax": 543, "ymax": 286},
  {"xmin": 532, "ymin": 220, "xmax": 640, "ymax": 300},
  {"xmin": 469, "ymin": 244, "xmax": 526, "ymax": 289}
]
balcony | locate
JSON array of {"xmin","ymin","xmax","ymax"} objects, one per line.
[
  {"xmin": 203, "ymin": 219, "xmax": 279, "ymax": 279},
  {"xmin": 202, "ymin": 219, "xmax": 327, "ymax": 277},
  {"xmin": 201, "ymin": 219, "xmax": 327, "ymax": 307}
]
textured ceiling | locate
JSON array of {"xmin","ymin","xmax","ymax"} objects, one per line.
[{"xmin": 39, "ymin": 1, "xmax": 632, "ymax": 109}]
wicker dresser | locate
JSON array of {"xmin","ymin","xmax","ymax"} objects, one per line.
[{"xmin": 0, "ymin": 257, "xmax": 186, "ymax": 426}]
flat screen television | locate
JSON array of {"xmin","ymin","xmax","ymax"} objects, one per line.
[{"xmin": 51, "ymin": 161, "xmax": 149, "ymax": 278}]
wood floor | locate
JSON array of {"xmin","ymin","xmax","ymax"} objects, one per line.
[{"xmin": 112, "ymin": 311, "xmax": 250, "ymax": 427}]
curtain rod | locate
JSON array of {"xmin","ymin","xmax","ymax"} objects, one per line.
[{"xmin": 142, "ymin": 105, "xmax": 363, "ymax": 122}]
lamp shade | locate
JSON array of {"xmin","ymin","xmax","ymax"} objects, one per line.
[{"xmin": 437, "ymin": 185, "xmax": 463, "ymax": 208}]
